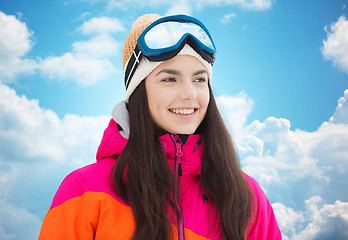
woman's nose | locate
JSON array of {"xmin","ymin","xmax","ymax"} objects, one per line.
[{"xmin": 180, "ymin": 80, "xmax": 197, "ymax": 100}]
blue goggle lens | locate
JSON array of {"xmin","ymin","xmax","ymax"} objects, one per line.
[{"xmin": 144, "ymin": 21, "xmax": 215, "ymax": 51}]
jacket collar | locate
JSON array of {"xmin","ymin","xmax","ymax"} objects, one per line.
[
  {"xmin": 96, "ymin": 119, "xmax": 128, "ymax": 161},
  {"xmin": 97, "ymin": 119, "xmax": 202, "ymax": 160},
  {"xmin": 97, "ymin": 101, "xmax": 203, "ymax": 176}
]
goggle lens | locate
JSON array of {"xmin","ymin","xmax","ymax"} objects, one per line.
[{"xmin": 144, "ymin": 21, "xmax": 215, "ymax": 51}]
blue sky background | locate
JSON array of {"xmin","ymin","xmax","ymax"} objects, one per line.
[{"xmin": 0, "ymin": 0, "xmax": 347, "ymax": 239}]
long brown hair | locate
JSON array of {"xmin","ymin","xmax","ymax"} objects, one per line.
[{"xmin": 112, "ymin": 80, "xmax": 254, "ymax": 240}]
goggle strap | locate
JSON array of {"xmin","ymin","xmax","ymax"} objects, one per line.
[{"xmin": 125, "ymin": 46, "xmax": 143, "ymax": 89}]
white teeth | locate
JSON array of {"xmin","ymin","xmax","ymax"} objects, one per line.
[{"xmin": 170, "ymin": 108, "xmax": 194, "ymax": 115}]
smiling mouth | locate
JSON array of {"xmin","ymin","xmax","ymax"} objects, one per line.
[{"xmin": 169, "ymin": 108, "xmax": 196, "ymax": 115}]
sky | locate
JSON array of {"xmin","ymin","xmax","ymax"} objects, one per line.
[{"xmin": 0, "ymin": 0, "xmax": 347, "ymax": 239}]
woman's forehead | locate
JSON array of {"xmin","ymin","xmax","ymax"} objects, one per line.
[{"xmin": 153, "ymin": 55, "xmax": 207, "ymax": 74}]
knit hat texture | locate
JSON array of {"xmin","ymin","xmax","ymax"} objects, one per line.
[
  {"xmin": 122, "ymin": 14, "xmax": 161, "ymax": 70},
  {"xmin": 122, "ymin": 14, "xmax": 213, "ymax": 102}
]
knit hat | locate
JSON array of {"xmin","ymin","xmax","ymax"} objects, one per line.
[{"xmin": 122, "ymin": 14, "xmax": 213, "ymax": 102}]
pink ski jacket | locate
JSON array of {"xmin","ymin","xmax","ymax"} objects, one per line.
[{"xmin": 39, "ymin": 118, "xmax": 281, "ymax": 240}]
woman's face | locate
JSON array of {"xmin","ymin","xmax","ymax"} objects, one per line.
[{"xmin": 145, "ymin": 55, "xmax": 210, "ymax": 135}]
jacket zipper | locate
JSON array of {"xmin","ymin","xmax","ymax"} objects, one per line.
[{"xmin": 171, "ymin": 135, "xmax": 185, "ymax": 240}]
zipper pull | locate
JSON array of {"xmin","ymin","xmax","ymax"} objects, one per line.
[
  {"xmin": 178, "ymin": 163, "xmax": 182, "ymax": 176},
  {"xmin": 175, "ymin": 141, "xmax": 183, "ymax": 158}
]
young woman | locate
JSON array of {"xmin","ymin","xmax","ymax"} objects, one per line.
[{"xmin": 39, "ymin": 14, "xmax": 281, "ymax": 240}]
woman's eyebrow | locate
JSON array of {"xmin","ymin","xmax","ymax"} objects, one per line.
[
  {"xmin": 156, "ymin": 69, "xmax": 180, "ymax": 76},
  {"xmin": 156, "ymin": 69, "xmax": 208, "ymax": 76},
  {"xmin": 193, "ymin": 70, "xmax": 208, "ymax": 76}
]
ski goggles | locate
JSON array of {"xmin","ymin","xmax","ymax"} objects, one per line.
[{"xmin": 124, "ymin": 15, "xmax": 217, "ymax": 89}]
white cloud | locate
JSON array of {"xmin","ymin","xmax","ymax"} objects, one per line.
[
  {"xmin": 0, "ymin": 11, "xmax": 37, "ymax": 81},
  {"xmin": 241, "ymin": 117, "xmax": 331, "ymax": 185},
  {"xmin": 0, "ymin": 12, "xmax": 32, "ymax": 58},
  {"xmin": 239, "ymin": 0, "xmax": 273, "ymax": 11},
  {"xmin": 273, "ymin": 196, "xmax": 348, "ymax": 240},
  {"xmin": 166, "ymin": 2, "xmax": 192, "ymax": 16},
  {"xmin": 0, "ymin": 83, "xmax": 109, "ymax": 163},
  {"xmin": 272, "ymin": 202, "xmax": 304, "ymax": 238},
  {"xmin": 39, "ymin": 51, "xmax": 117, "ymax": 86},
  {"xmin": 39, "ymin": 17, "xmax": 122, "ymax": 86},
  {"xmin": 0, "ymin": 83, "xmax": 110, "ymax": 239},
  {"xmin": 0, "ymin": 84, "xmax": 64, "ymax": 162},
  {"xmin": 78, "ymin": 16, "xmax": 124, "ymax": 35},
  {"xmin": 216, "ymin": 92, "xmax": 254, "ymax": 136},
  {"xmin": 221, "ymin": 13, "xmax": 236, "ymax": 24},
  {"xmin": 212, "ymin": 0, "xmax": 274, "ymax": 11},
  {"xmin": 216, "ymin": 89, "xmax": 348, "ymax": 204},
  {"xmin": 0, "ymin": 226, "xmax": 14, "ymax": 240},
  {"xmin": 0, "ymin": 199, "xmax": 41, "ymax": 240},
  {"xmin": 83, "ymin": 0, "xmax": 274, "ymax": 11},
  {"xmin": 0, "ymin": 11, "xmax": 122, "ymax": 86},
  {"xmin": 72, "ymin": 34, "xmax": 121, "ymax": 58},
  {"xmin": 327, "ymin": 89, "xmax": 348, "ymax": 124},
  {"xmin": 322, "ymin": 16, "xmax": 348, "ymax": 75}
]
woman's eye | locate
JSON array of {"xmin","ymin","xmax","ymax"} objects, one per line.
[
  {"xmin": 194, "ymin": 77, "xmax": 207, "ymax": 83},
  {"xmin": 162, "ymin": 78, "xmax": 176, "ymax": 82}
]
